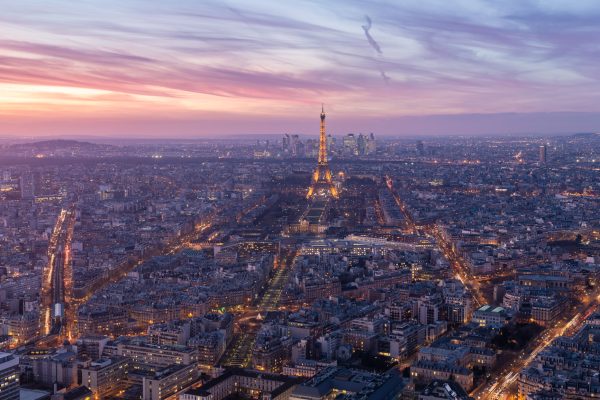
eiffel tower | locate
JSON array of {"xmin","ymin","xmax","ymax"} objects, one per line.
[{"xmin": 307, "ymin": 105, "xmax": 338, "ymax": 199}]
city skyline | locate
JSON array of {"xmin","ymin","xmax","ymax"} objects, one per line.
[
  {"xmin": 2, "ymin": 1, "xmax": 600, "ymax": 137},
  {"xmin": 1, "ymin": 3, "xmax": 600, "ymax": 397},
  {"xmin": 1, "ymin": 107, "xmax": 599, "ymax": 399}
]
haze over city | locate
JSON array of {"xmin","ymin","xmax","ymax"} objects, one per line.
[{"xmin": 2, "ymin": 0, "xmax": 600, "ymax": 137}]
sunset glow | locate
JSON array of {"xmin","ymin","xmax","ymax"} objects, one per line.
[{"xmin": 1, "ymin": 1, "xmax": 600, "ymax": 137}]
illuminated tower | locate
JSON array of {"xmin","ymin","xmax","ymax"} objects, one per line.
[{"xmin": 307, "ymin": 105, "xmax": 338, "ymax": 199}]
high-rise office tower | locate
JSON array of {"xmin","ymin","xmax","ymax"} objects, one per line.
[
  {"xmin": 327, "ymin": 134, "xmax": 334, "ymax": 154},
  {"xmin": 290, "ymin": 134, "xmax": 300, "ymax": 156},
  {"xmin": 366, "ymin": 133, "xmax": 376, "ymax": 155},
  {"xmin": 539, "ymin": 144, "xmax": 547, "ymax": 164},
  {"xmin": 357, "ymin": 134, "xmax": 367, "ymax": 156},
  {"xmin": 343, "ymin": 133, "xmax": 357, "ymax": 156},
  {"xmin": 282, "ymin": 134, "xmax": 290, "ymax": 152}
]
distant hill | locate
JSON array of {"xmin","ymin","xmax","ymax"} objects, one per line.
[
  {"xmin": 1, "ymin": 139, "xmax": 119, "ymax": 158},
  {"xmin": 8, "ymin": 139, "xmax": 115, "ymax": 151}
]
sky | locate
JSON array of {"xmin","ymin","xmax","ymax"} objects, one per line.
[{"xmin": 1, "ymin": 0, "xmax": 600, "ymax": 138}]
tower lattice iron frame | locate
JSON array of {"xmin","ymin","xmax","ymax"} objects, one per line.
[{"xmin": 307, "ymin": 105, "xmax": 338, "ymax": 199}]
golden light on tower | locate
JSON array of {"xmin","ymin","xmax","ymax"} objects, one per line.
[{"xmin": 307, "ymin": 104, "xmax": 338, "ymax": 199}]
